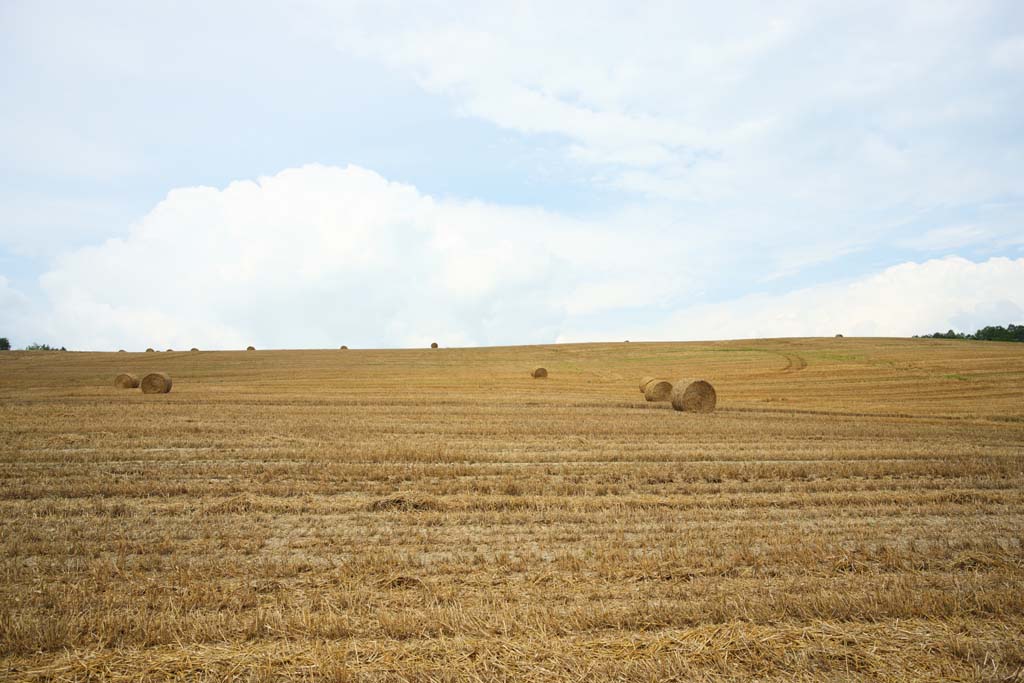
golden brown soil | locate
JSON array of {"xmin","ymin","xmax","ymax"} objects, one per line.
[{"xmin": 1, "ymin": 337, "xmax": 1022, "ymax": 681}]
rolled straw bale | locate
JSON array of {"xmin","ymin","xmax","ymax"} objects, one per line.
[
  {"xmin": 643, "ymin": 379, "xmax": 673, "ymax": 402},
  {"xmin": 190, "ymin": 347, "xmax": 199, "ymax": 352},
  {"xmin": 639, "ymin": 376, "xmax": 655, "ymax": 393},
  {"xmin": 246, "ymin": 346, "xmax": 256, "ymax": 351},
  {"xmin": 531, "ymin": 367, "xmax": 548, "ymax": 378},
  {"xmin": 340, "ymin": 345, "xmax": 348, "ymax": 350},
  {"xmin": 145, "ymin": 348, "xmax": 155, "ymax": 353},
  {"xmin": 114, "ymin": 373, "xmax": 139, "ymax": 389},
  {"xmin": 671, "ymin": 380, "xmax": 717, "ymax": 413},
  {"xmin": 166, "ymin": 348, "xmax": 173, "ymax": 352},
  {"xmin": 118, "ymin": 349, "xmax": 126, "ymax": 353},
  {"xmin": 430, "ymin": 342, "xmax": 439, "ymax": 349},
  {"xmin": 141, "ymin": 372, "xmax": 172, "ymax": 394}
]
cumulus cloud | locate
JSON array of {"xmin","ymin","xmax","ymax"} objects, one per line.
[
  {"xmin": 25, "ymin": 164, "xmax": 1024, "ymax": 350},
  {"xmin": 558, "ymin": 256, "xmax": 1024, "ymax": 342},
  {"xmin": 32, "ymin": 164, "xmax": 704, "ymax": 350}
]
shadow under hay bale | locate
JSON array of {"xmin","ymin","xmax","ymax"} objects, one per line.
[
  {"xmin": 368, "ymin": 494, "xmax": 443, "ymax": 512},
  {"xmin": 644, "ymin": 379, "xmax": 673, "ymax": 402},
  {"xmin": 114, "ymin": 373, "xmax": 139, "ymax": 389},
  {"xmin": 671, "ymin": 380, "xmax": 717, "ymax": 413},
  {"xmin": 531, "ymin": 367, "xmax": 548, "ymax": 378},
  {"xmin": 141, "ymin": 372, "xmax": 172, "ymax": 394}
]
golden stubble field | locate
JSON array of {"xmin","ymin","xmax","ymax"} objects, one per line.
[{"xmin": 1, "ymin": 337, "xmax": 1022, "ymax": 682}]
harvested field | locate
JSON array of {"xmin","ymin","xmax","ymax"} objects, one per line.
[{"xmin": 1, "ymin": 337, "xmax": 1023, "ymax": 681}]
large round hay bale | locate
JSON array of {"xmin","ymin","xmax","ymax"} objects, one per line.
[
  {"xmin": 640, "ymin": 376, "xmax": 655, "ymax": 393},
  {"xmin": 190, "ymin": 347, "xmax": 199, "ymax": 352},
  {"xmin": 141, "ymin": 372, "xmax": 172, "ymax": 394},
  {"xmin": 114, "ymin": 373, "xmax": 139, "ymax": 389},
  {"xmin": 246, "ymin": 346, "xmax": 255, "ymax": 351},
  {"xmin": 643, "ymin": 379, "xmax": 673, "ymax": 402},
  {"xmin": 430, "ymin": 342, "xmax": 438, "ymax": 349},
  {"xmin": 531, "ymin": 367, "xmax": 548, "ymax": 378},
  {"xmin": 671, "ymin": 380, "xmax": 717, "ymax": 413},
  {"xmin": 340, "ymin": 345, "xmax": 348, "ymax": 350},
  {"xmin": 145, "ymin": 348, "xmax": 154, "ymax": 353},
  {"xmin": 166, "ymin": 348, "xmax": 173, "ymax": 352}
]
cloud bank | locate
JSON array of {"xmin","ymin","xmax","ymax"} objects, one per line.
[{"xmin": 4, "ymin": 165, "xmax": 1021, "ymax": 350}]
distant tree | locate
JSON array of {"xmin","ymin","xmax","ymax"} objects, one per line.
[
  {"xmin": 24, "ymin": 343, "xmax": 57, "ymax": 351},
  {"xmin": 0, "ymin": 337, "xmax": 9, "ymax": 351}
]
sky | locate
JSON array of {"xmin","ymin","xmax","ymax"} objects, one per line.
[{"xmin": 1, "ymin": 0, "xmax": 1022, "ymax": 350}]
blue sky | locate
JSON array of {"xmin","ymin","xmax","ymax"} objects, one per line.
[{"xmin": 1, "ymin": 1, "xmax": 1022, "ymax": 350}]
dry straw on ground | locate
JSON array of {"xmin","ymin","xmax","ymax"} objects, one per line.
[
  {"xmin": 531, "ymin": 367, "xmax": 548, "ymax": 378},
  {"xmin": 140, "ymin": 372, "xmax": 172, "ymax": 394},
  {"xmin": 643, "ymin": 379, "xmax": 673, "ymax": 402},
  {"xmin": 113, "ymin": 373, "xmax": 139, "ymax": 389},
  {"xmin": 671, "ymin": 379, "xmax": 717, "ymax": 412},
  {"xmin": 639, "ymin": 376, "xmax": 655, "ymax": 393},
  {"xmin": 2, "ymin": 338, "xmax": 1023, "ymax": 682}
]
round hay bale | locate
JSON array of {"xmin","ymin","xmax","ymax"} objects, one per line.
[
  {"xmin": 430, "ymin": 342, "xmax": 439, "ymax": 349},
  {"xmin": 246, "ymin": 346, "xmax": 255, "ymax": 351},
  {"xmin": 114, "ymin": 373, "xmax": 139, "ymax": 389},
  {"xmin": 643, "ymin": 379, "xmax": 673, "ymax": 402},
  {"xmin": 671, "ymin": 380, "xmax": 717, "ymax": 413},
  {"xmin": 531, "ymin": 367, "xmax": 548, "ymax": 378},
  {"xmin": 145, "ymin": 348, "xmax": 155, "ymax": 353},
  {"xmin": 190, "ymin": 347, "xmax": 199, "ymax": 352},
  {"xmin": 340, "ymin": 345, "xmax": 348, "ymax": 350},
  {"xmin": 640, "ymin": 376, "xmax": 655, "ymax": 393},
  {"xmin": 166, "ymin": 348, "xmax": 173, "ymax": 352},
  {"xmin": 141, "ymin": 372, "xmax": 172, "ymax": 394},
  {"xmin": 118, "ymin": 349, "xmax": 126, "ymax": 353}
]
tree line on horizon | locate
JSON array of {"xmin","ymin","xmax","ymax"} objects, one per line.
[{"xmin": 914, "ymin": 323, "xmax": 1024, "ymax": 342}]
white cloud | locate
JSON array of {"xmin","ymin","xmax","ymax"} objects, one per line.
[
  {"xmin": 558, "ymin": 256, "xmax": 1024, "ymax": 342},
  {"xmin": 30, "ymin": 164, "xmax": 704, "ymax": 350},
  {"xmin": 319, "ymin": 1, "xmax": 1021, "ymax": 211},
  {"xmin": 24, "ymin": 164, "xmax": 1024, "ymax": 350}
]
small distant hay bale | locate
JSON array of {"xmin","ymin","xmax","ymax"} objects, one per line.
[
  {"xmin": 671, "ymin": 380, "xmax": 717, "ymax": 413},
  {"xmin": 166, "ymin": 348, "xmax": 173, "ymax": 352},
  {"xmin": 644, "ymin": 379, "xmax": 673, "ymax": 402},
  {"xmin": 368, "ymin": 494, "xmax": 443, "ymax": 512},
  {"xmin": 114, "ymin": 373, "xmax": 139, "ymax": 389},
  {"xmin": 639, "ymin": 376, "xmax": 655, "ymax": 393},
  {"xmin": 145, "ymin": 348, "xmax": 155, "ymax": 353},
  {"xmin": 430, "ymin": 342, "xmax": 439, "ymax": 349},
  {"xmin": 246, "ymin": 346, "xmax": 256, "ymax": 351},
  {"xmin": 117, "ymin": 349, "xmax": 126, "ymax": 353},
  {"xmin": 531, "ymin": 367, "xmax": 548, "ymax": 378},
  {"xmin": 835, "ymin": 334, "xmax": 844, "ymax": 338},
  {"xmin": 340, "ymin": 345, "xmax": 348, "ymax": 350},
  {"xmin": 140, "ymin": 372, "xmax": 172, "ymax": 394},
  {"xmin": 190, "ymin": 347, "xmax": 199, "ymax": 352}
]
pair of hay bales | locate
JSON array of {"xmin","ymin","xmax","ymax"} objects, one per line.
[
  {"xmin": 640, "ymin": 376, "xmax": 716, "ymax": 412},
  {"xmin": 114, "ymin": 372, "xmax": 172, "ymax": 394}
]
